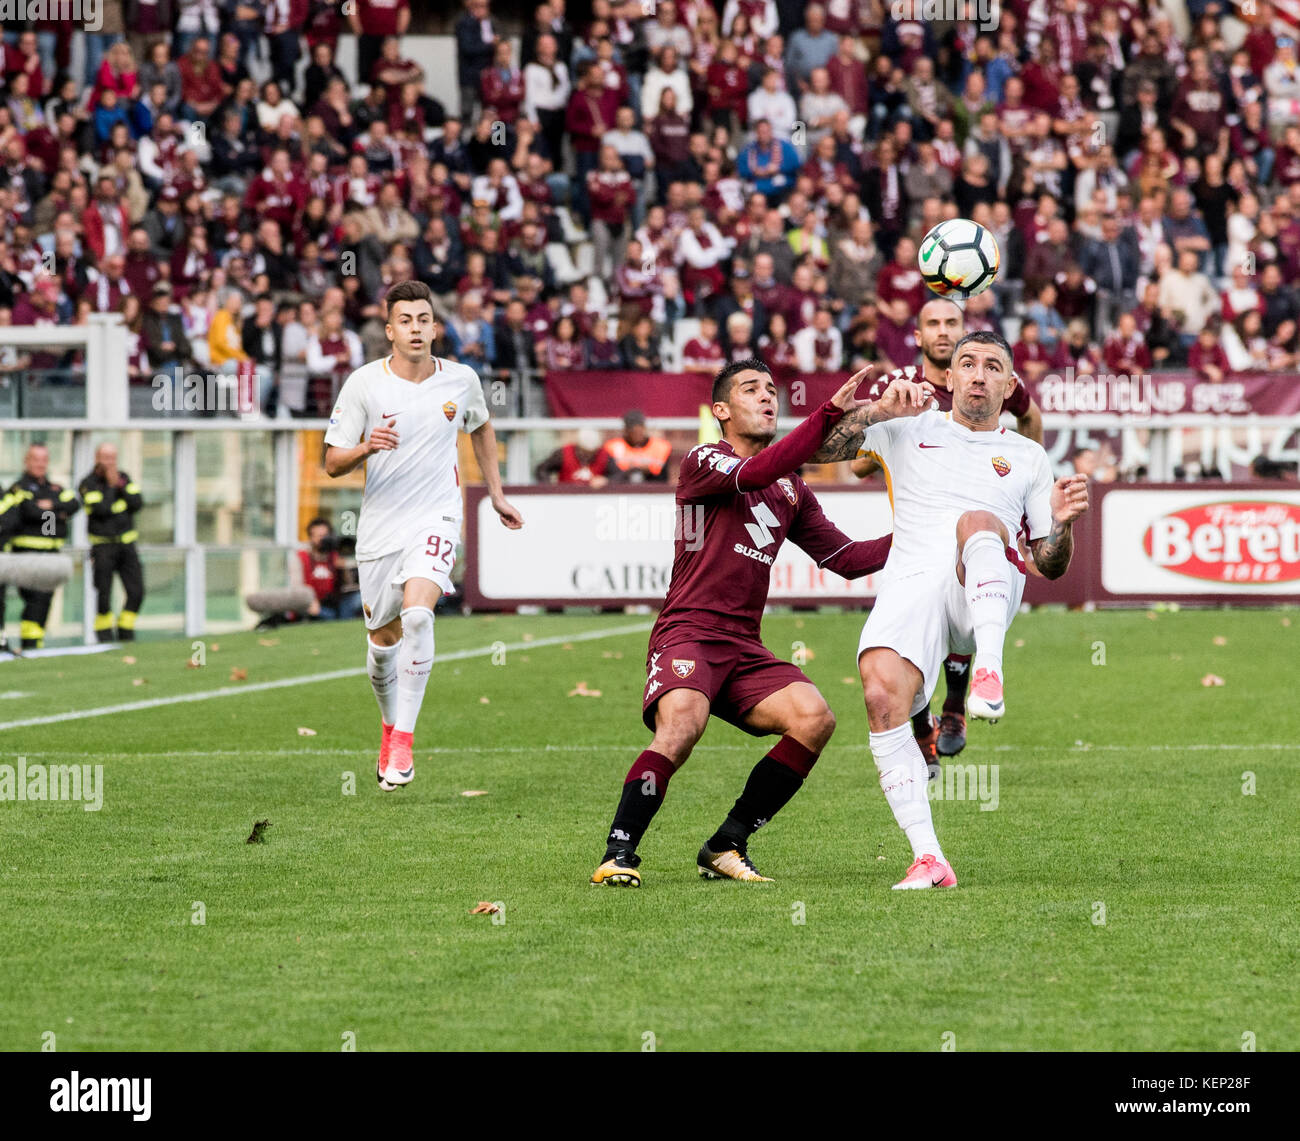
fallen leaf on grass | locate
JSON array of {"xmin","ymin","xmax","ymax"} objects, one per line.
[
  {"xmin": 246, "ymin": 819, "xmax": 271, "ymax": 844},
  {"xmin": 131, "ymin": 678, "xmax": 147, "ymax": 686},
  {"xmin": 1212, "ymin": 636, "xmax": 1227, "ymax": 646},
  {"xmin": 521, "ymin": 633, "xmax": 534, "ymax": 642},
  {"xmin": 297, "ymin": 727, "xmax": 317, "ymax": 736},
  {"xmin": 561, "ymin": 643, "xmax": 574, "ymax": 650},
  {"xmin": 209, "ymin": 643, "xmax": 220, "ymax": 651},
  {"xmin": 461, "ymin": 790, "xmax": 488, "ymax": 797},
  {"xmin": 469, "ymin": 902, "xmax": 500, "ymax": 915},
  {"xmin": 479, "ymin": 696, "xmax": 490, "ymax": 704},
  {"xmin": 842, "ymin": 677, "xmax": 856, "ymax": 685},
  {"xmin": 1283, "ymin": 617, "xmax": 1292, "ymax": 627},
  {"xmin": 1014, "ymin": 639, "xmax": 1026, "ymax": 648},
  {"xmin": 1146, "ymin": 611, "xmax": 1158, "ymax": 620},
  {"xmin": 257, "ymin": 637, "xmax": 279, "ymax": 647},
  {"xmin": 568, "ymin": 681, "xmax": 602, "ymax": 697},
  {"xmin": 1201, "ymin": 674, "xmax": 1225, "ymax": 687},
  {"xmin": 121, "ymin": 655, "xmax": 136, "ymax": 665},
  {"xmin": 185, "ymin": 660, "xmax": 201, "ymax": 669},
  {"xmin": 230, "ymin": 667, "xmax": 248, "ymax": 681}
]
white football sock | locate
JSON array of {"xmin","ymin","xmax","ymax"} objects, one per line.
[
  {"xmin": 870, "ymin": 723, "xmax": 943, "ymax": 863},
  {"xmin": 367, "ymin": 637, "xmax": 400, "ymax": 726},
  {"xmin": 962, "ymin": 531, "xmax": 1012, "ymax": 677},
  {"xmin": 394, "ymin": 606, "xmax": 435, "ymax": 734}
]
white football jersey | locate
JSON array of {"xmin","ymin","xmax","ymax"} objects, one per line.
[
  {"xmin": 324, "ymin": 355, "xmax": 489, "ymax": 560},
  {"xmin": 857, "ymin": 410, "xmax": 1054, "ymax": 581}
]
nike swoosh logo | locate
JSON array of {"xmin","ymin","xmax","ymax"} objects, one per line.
[
  {"xmin": 975, "ymin": 580, "xmax": 1005, "ymax": 589},
  {"xmin": 381, "ymin": 411, "xmax": 401, "ymax": 417},
  {"xmin": 411, "ymin": 658, "xmax": 432, "ymax": 665},
  {"xmin": 918, "ymin": 443, "xmax": 943, "ymax": 449}
]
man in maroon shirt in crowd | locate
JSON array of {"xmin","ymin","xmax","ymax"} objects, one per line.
[
  {"xmin": 245, "ymin": 147, "xmax": 307, "ymax": 232},
  {"xmin": 1012, "ymin": 318, "xmax": 1053, "ymax": 383},
  {"xmin": 875, "ymin": 236, "xmax": 925, "ymax": 317},
  {"xmin": 591, "ymin": 361, "xmax": 924, "ymax": 888},
  {"xmin": 348, "ymin": 0, "xmax": 410, "ymax": 97},
  {"xmin": 1169, "ymin": 53, "xmax": 1227, "ymax": 159},
  {"xmin": 567, "ymin": 60, "xmax": 619, "ymax": 222},
  {"xmin": 178, "ymin": 37, "xmax": 226, "ymax": 121}
]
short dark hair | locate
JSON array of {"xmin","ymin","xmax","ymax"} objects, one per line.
[
  {"xmin": 306, "ymin": 517, "xmax": 331, "ymax": 533},
  {"xmin": 712, "ymin": 357, "xmax": 771, "ymax": 404},
  {"xmin": 952, "ymin": 330, "xmax": 1013, "ymax": 370},
  {"xmin": 384, "ymin": 279, "xmax": 435, "ymax": 317}
]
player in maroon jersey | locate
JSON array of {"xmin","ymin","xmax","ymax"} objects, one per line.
[
  {"xmin": 853, "ymin": 296, "xmax": 1044, "ymax": 762},
  {"xmin": 591, "ymin": 359, "xmax": 935, "ymax": 887}
]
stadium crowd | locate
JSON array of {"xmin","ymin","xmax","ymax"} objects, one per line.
[{"xmin": 1, "ymin": 0, "xmax": 1299, "ymax": 418}]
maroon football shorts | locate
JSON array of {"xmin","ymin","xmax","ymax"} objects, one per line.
[{"xmin": 640, "ymin": 633, "xmax": 811, "ymax": 735}]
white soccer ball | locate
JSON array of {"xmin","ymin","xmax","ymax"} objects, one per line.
[{"xmin": 917, "ymin": 219, "xmax": 1001, "ymax": 299}]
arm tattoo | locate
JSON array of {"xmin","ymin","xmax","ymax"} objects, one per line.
[
  {"xmin": 810, "ymin": 404, "xmax": 881, "ymax": 463},
  {"xmin": 1031, "ymin": 519, "xmax": 1073, "ymax": 580}
]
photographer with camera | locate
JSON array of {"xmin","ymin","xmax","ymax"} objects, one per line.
[{"xmin": 296, "ymin": 517, "xmax": 361, "ymax": 621}]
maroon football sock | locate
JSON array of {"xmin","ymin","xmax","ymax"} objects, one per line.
[
  {"xmin": 604, "ymin": 750, "xmax": 676, "ymax": 857},
  {"xmin": 708, "ymin": 736, "xmax": 819, "ymax": 852}
]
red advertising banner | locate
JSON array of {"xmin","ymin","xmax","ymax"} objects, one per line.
[{"xmin": 544, "ymin": 370, "xmax": 1300, "ymax": 419}]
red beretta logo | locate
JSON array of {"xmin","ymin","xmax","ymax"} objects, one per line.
[{"xmin": 1142, "ymin": 500, "xmax": 1300, "ymax": 584}]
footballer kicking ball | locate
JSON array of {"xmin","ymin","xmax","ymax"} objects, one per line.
[{"xmin": 918, "ymin": 219, "xmax": 1001, "ymax": 299}]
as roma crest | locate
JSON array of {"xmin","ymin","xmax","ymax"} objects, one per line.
[
  {"xmin": 776, "ymin": 477, "xmax": 797, "ymax": 505},
  {"xmin": 671, "ymin": 659, "xmax": 696, "ymax": 679},
  {"xmin": 442, "ymin": 401, "xmax": 457, "ymax": 421},
  {"xmin": 992, "ymin": 456, "xmax": 1011, "ymax": 478}
]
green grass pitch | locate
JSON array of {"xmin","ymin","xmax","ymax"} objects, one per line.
[{"xmin": 0, "ymin": 607, "xmax": 1296, "ymax": 1051}]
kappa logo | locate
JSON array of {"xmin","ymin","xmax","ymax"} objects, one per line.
[
  {"xmin": 776, "ymin": 477, "xmax": 797, "ymax": 505},
  {"xmin": 671, "ymin": 659, "xmax": 696, "ymax": 679},
  {"xmin": 992, "ymin": 456, "xmax": 1011, "ymax": 477},
  {"xmin": 442, "ymin": 400, "xmax": 457, "ymax": 421}
]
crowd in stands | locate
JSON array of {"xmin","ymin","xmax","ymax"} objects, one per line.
[{"xmin": 2, "ymin": 0, "xmax": 1300, "ymax": 419}]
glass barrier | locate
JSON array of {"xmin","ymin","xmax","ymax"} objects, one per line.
[
  {"xmin": 195, "ymin": 431, "xmax": 276, "ymax": 544},
  {"xmin": 0, "ymin": 365, "xmax": 89, "ymax": 418},
  {"xmin": 205, "ymin": 547, "xmax": 296, "ymax": 632}
]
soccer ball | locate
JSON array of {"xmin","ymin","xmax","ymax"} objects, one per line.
[{"xmin": 917, "ymin": 219, "xmax": 1001, "ymax": 299}]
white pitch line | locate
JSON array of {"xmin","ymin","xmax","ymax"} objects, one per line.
[{"xmin": 0, "ymin": 623, "xmax": 653, "ymax": 733}]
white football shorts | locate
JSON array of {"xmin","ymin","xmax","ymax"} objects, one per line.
[
  {"xmin": 357, "ymin": 525, "xmax": 458, "ymax": 629},
  {"xmin": 857, "ymin": 559, "xmax": 1025, "ymax": 712}
]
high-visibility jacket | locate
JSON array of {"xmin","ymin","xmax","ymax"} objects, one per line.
[
  {"xmin": 604, "ymin": 435, "xmax": 672, "ymax": 479},
  {"xmin": 4, "ymin": 474, "xmax": 80, "ymax": 551},
  {"xmin": 79, "ymin": 469, "xmax": 144, "ymax": 546},
  {"xmin": 0, "ymin": 488, "xmax": 17, "ymax": 545}
]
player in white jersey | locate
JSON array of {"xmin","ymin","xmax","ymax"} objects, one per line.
[
  {"xmin": 809, "ymin": 331, "xmax": 1089, "ymax": 889},
  {"xmin": 324, "ymin": 281, "xmax": 524, "ymax": 790}
]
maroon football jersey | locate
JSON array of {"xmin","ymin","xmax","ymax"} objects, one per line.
[{"xmin": 652, "ymin": 440, "xmax": 887, "ymax": 645}]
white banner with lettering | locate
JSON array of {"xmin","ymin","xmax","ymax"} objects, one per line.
[
  {"xmin": 1101, "ymin": 489, "xmax": 1300, "ymax": 595},
  {"xmin": 474, "ymin": 491, "xmax": 894, "ymax": 602}
]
